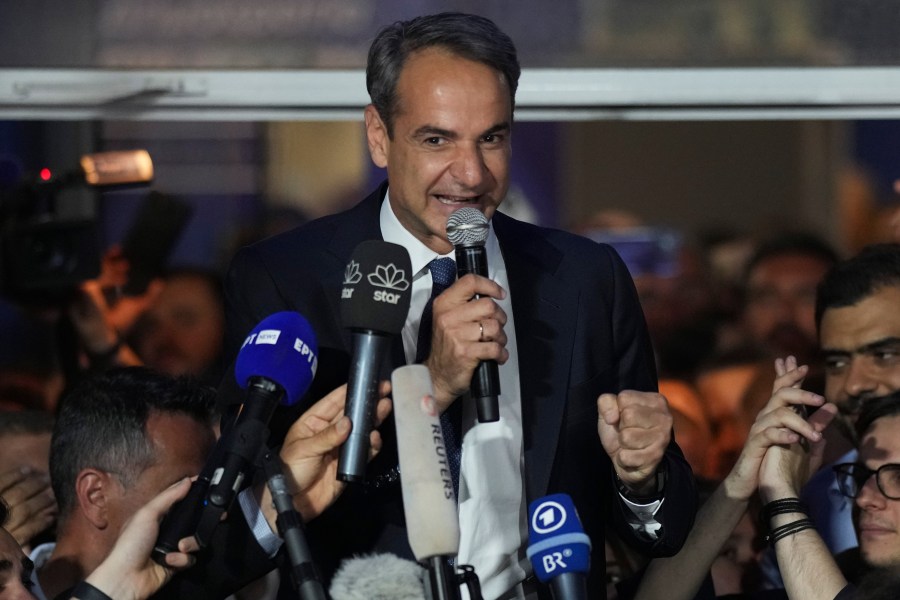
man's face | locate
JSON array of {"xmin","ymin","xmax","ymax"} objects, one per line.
[
  {"xmin": 365, "ymin": 48, "xmax": 512, "ymax": 255},
  {"xmin": 820, "ymin": 285, "xmax": 900, "ymax": 412},
  {"xmin": 136, "ymin": 275, "xmax": 224, "ymax": 378},
  {"xmin": 0, "ymin": 527, "xmax": 34, "ymax": 599},
  {"xmin": 742, "ymin": 253, "xmax": 831, "ymax": 361},
  {"xmin": 107, "ymin": 411, "xmax": 214, "ymax": 535},
  {"xmin": 855, "ymin": 414, "xmax": 900, "ymax": 568}
]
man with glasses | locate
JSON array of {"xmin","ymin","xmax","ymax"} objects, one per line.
[{"xmin": 759, "ymin": 391, "xmax": 900, "ymax": 598}]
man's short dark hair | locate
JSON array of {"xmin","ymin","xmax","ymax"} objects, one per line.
[
  {"xmin": 742, "ymin": 232, "xmax": 839, "ymax": 291},
  {"xmin": 854, "ymin": 390, "xmax": 900, "ymax": 442},
  {"xmin": 49, "ymin": 366, "xmax": 215, "ymax": 517},
  {"xmin": 815, "ymin": 243, "xmax": 900, "ymax": 330},
  {"xmin": 366, "ymin": 12, "xmax": 521, "ymax": 137}
]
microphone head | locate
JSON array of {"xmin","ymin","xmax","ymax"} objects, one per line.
[
  {"xmin": 526, "ymin": 493, "xmax": 592, "ymax": 583},
  {"xmin": 340, "ymin": 240, "xmax": 412, "ymax": 334},
  {"xmin": 392, "ymin": 365, "xmax": 460, "ymax": 560},
  {"xmin": 329, "ymin": 553, "xmax": 426, "ymax": 600},
  {"xmin": 446, "ymin": 207, "xmax": 489, "ymax": 247},
  {"xmin": 234, "ymin": 311, "xmax": 318, "ymax": 407}
]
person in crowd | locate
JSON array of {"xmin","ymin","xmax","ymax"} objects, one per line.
[
  {"xmin": 30, "ymin": 367, "xmax": 217, "ymax": 600},
  {"xmin": 0, "ymin": 412, "xmax": 56, "ymax": 552},
  {"xmin": 26, "ymin": 364, "xmax": 392, "ymax": 600},
  {"xmin": 697, "ymin": 233, "xmax": 838, "ymax": 480},
  {"xmin": 222, "ymin": 11, "xmax": 695, "ymax": 599},
  {"xmin": 130, "ymin": 268, "xmax": 226, "ymax": 386},
  {"xmin": 759, "ymin": 392, "xmax": 900, "ymax": 599},
  {"xmin": 632, "ymin": 355, "xmax": 836, "ymax": 600}
]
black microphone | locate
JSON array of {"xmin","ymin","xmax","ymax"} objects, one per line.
[
  {"xmin": 446, "ymin": 207, "xmax": 500, "ymax": 423},
  {"xmin": 263, "ymin": 452, "xmax": 327, "ymax": 600},
  {"xmin": 153, "ymin": 311, "xmax": 318, "ymax": 561},
  {"xmin": 337, "ymin": 240, "xmax": 413, "ymax": 482}
]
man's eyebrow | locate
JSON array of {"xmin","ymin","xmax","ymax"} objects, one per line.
[
  {"xmin": 412, "ymin": 125, "xmax": 456, "ymax": 139},
  {"xmin": 0, "ymin": 558, "xmax": 11, "ymax": 572},
  {"xmin": 821, "ymin": 336, "xmax": 900, "ymax": 357},
  {"xmin": 858, "ymin": 337, "xmax": 900, "ymax": 354}
]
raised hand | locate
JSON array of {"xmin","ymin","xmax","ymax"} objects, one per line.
[
  {"xmin": 0, "ymin": 466, "xmax": 57, "ymax": 547},
  {"xmin": 425, "ymin": 274, "xmax": 508, "ymax": 411},
  {"xmin": 597, "ymin": 391, "xmax": 672, "ymax": 493},
  {"xmin": 758, "ymin": 357, "xmax": 838, "ymax": 503},
  {"xmin": 724, "ymin": 356, "xmax": 835, "ymax": 502},
  {"xmin": 273, "ymin": 382, "xmax": 392, "ymax": 523}
]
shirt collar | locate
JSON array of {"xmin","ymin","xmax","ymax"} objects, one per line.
[{"xmin": 379, "ymin": 187, "xmax": 501, "ymax": 276}]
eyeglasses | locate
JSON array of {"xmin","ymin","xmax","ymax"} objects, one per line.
[{"xmin": 833, "ymin": 462, "xmax": 900, "ymax": 500}]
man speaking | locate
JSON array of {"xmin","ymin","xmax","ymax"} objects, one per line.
[{"xmin": 223, "ymin": 12, "xmax": 697, "ymax": 599}]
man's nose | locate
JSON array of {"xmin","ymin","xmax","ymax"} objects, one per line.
[
  {"xmin": 856, "ymin": 472, "xmax": 887, "ymax": 510},
  {"xmin": 844, "ymin": 357, "xmax": 879, "ymax": 399},
  {"xmin": 450, "ymin": 143, "xmax": 488, "ymax": 188}
]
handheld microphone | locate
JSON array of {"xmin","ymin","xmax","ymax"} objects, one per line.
[
  {"xmin": 263, "ymin": 452, "xmax": 327, "ymax": 600},
  {"xmin": 153, "ymin": 311, "xmax": 317, "ymax": 560},
  {"xmin": 337, "ymin": 240, "xmax": 413, "ymax": 482},
  {"xmin": 446, "ymin": 208, "xmax": 500, "ymax": 423},
  {"xmin": 393, "ymin": 365, "xmax": 463, "ymax": 600},
  {"xmin": 526, "ymin": 493, "xmax": 591, "ymax": 600}
]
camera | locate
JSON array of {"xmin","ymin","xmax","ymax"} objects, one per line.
[{"xmin": 0, "ymin": 150, "xmax": 153, "ymax": 304}]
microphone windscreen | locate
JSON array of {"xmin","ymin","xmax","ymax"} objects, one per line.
[
  {"xmin": 340, "ymin": 240, "xmax": 412, "ymax": 334},
  {"xmin": 234, "ymin": 311, "xmax": 318, "ymax": 406},
  {"xmin": 392, "ymin": 365, "xmax": 460, "ymax": 560},
  {"xmin": 329, "ymin": 553, "xmax": 426, "ymax": 600},
  {"xmin": 446, "ymin": 207, "xmax": 489, "ymax": 247},
  {"xmin": 526, "ymin": 493, "xmax": 592, "ymax": 583}
]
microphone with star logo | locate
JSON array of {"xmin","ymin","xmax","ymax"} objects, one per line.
[{"xmin": 337, "ymin": 240, "xmax": 413, "ymax": 482}]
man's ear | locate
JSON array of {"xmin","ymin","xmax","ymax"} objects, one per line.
[
  {"xmin": 364, "ymin": 104, "xmax": 389, "ymax": 169},
  {"xmin": 75, "ymin": 469, "xmax": 114, "ymax": 530}
]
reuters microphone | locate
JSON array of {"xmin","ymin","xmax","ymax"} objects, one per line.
[
  {"xmin": 526, "ymin": 493, "xmax": 591, "ymax": 600},
  {"xmin": 337, "ymin": 240, "xmax": 413, "ymax": 482}
]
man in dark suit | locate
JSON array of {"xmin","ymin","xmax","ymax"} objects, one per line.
[{"xmin": 222, "ymin": 12, "xmax": 696, "ymax": 599}]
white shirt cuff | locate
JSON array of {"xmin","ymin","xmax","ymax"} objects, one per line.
[
  {"xmin": 238, "ymin": 487, "xmax": 284, "ymax": 557},
  {"xmin": 619, "ymin": 494, "xmax": 664, "ymax": 540}
]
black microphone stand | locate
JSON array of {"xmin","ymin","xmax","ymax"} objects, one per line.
[{"xmin": 262, "ymin": 451, "xmax": 328, "ymax": 600}]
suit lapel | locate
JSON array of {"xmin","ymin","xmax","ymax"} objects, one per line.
[{"xmin": 493, "ymin": 212, "xmax": 578, "ymax": 502}]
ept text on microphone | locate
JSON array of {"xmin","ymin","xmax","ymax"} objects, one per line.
[
  {"xmin": 338, "ymin": 240, "xmax": 412, "ymax": 482},
  {"xmin": 153, "ymin": 311, "xmax": 317, "ymax": 560},
  {"xmin": 446, "ymin": 207, "xmax": 500, "ymax": 423},
  {"xmin": 526, "ymin": 493, "xmax": 591, "ymax": 600}
]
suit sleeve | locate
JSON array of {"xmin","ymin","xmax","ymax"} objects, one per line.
[{"xmin": 603, "ymin": 246, "xmax": 697, "ymax": 558}]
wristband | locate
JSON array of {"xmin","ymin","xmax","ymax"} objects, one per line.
[
  {"xmin": 766, "ymin": 517, "xmax": 815, "ymax": 546},
  {"xmin": 759, "ymin": 497, "xmax": 808, "ymax": 530},
  {"xmin": 72, "ymin": 581, "xmax": 114, "ymax": 600}
]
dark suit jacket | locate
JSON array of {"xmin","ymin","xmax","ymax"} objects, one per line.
[{"xmin": 184, "ymin": 182, "xmax": 696, "ymax": 599}]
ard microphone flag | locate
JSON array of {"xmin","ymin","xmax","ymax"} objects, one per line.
[{"xmin": 527, "ymin": 493, "xmax": 591, "ymax": 599}]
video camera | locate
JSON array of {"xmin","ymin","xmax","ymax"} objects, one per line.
[{"xmin": 0, "ymin": 150, "xmax": 153, "ymax": 304}]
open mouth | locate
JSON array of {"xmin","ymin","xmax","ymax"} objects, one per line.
[{"xmin": 434, "ymin": 194, "xmax": 479, "ymax": 205}]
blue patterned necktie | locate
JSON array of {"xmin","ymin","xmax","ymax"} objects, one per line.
[{"xmin": 415, "ymin": 257, "xmax": 462, "ymax": 500}]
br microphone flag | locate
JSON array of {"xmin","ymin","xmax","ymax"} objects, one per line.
[{"xmin": 526, "ymin": 493, "xmax": 591, "ymax": 589}]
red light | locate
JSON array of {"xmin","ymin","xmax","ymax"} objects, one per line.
[{"xmin": 39, "ymin": 168, "xmax": 52, "ymax": 181}]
